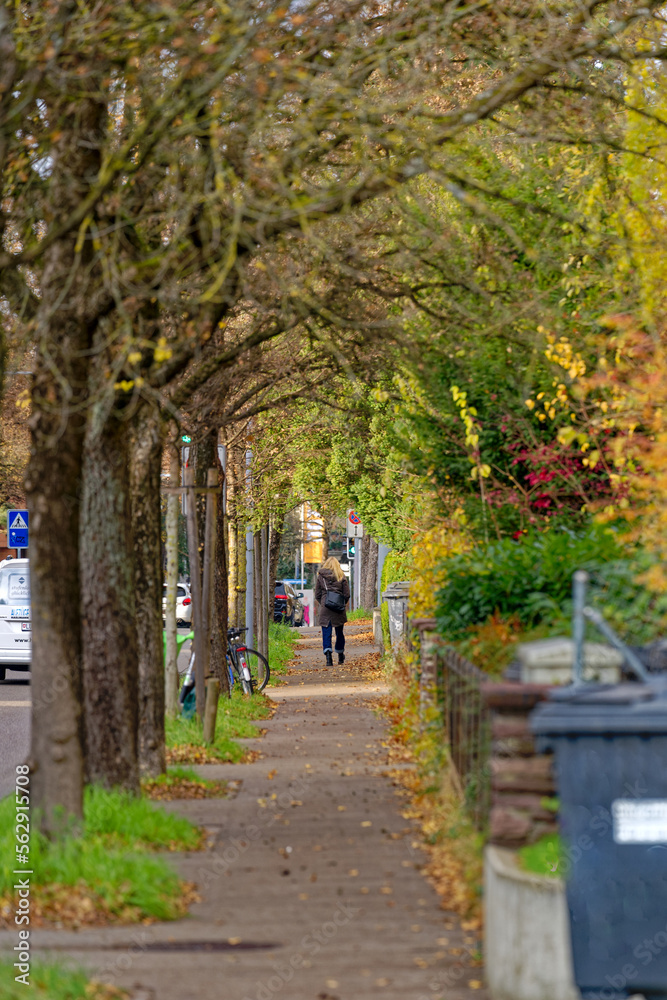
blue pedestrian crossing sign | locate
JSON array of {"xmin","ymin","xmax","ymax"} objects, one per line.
[{"xmin": 8, "ymin": 510, "xmax": 29, "ymax": 550}]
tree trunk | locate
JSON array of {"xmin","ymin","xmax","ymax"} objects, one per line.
[
  {"xmin": 253, "ymin": 529, "xmax": 261, "ymax": 650},
  {"xmin": 227, "ymin": 510, "xmax": 239, "ymax": 625},
  {"xmin": 131, "ymin": 403, "xmax": 166, "ymax": 777},
  {"xmin": 193, "ymin": 432, "xmax": 216, "ymax": 553},
  {"xmin": 26, "ymin": 326, "xmax": 88, "ymax": 832},
  {"xmin": 185, "ymin": 467, "xmax": 205, "ymax": 721},
  {"xmin": 259, "ymin": 524, "xmax": 269, "ymax": 659},
  {"xmin": 225, "ymin": 440, "xmax": 237, "ymax": 626},
  {"xmin": 236, "ymin": 517, "xmax": 247, "ymax": 630},
  {"xmin": 268, "ymin": 519, "xmax": 283, "ymax": 627},
  {"xmin": 201, "ymin": 467, "xmax": 217, "ymax": 683},
  {"xmin": 190, "ymin": 434, "xmax": 217, "ymax": 717},
  {"xmin": 26, "ymin": 94, "xmax": 105, "ymax": 833},
  {"xmin": 322, "ymin": 516, "xmax": 333, "ymax": 558},
  {"xmin": 361, "ymin": 536, "xmax": 379, "ymax": 611},
  {"xmin": 211, "ymin": 443, "xmax": 230, "ymax": 695},
  {"xmin": 81, "ymin": 402, "xmax": 139, "ymax": 793},
  {"xmin": 164, "ymin": 438, "xmax": 180, "ymax": 717},
  {"xmin": 226, "ymin": 440, "xmax": 245, "ymax": 628}
]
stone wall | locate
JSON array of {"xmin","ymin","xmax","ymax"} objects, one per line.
[{"xmin": 482, "ymin": 682, "xmax": 557, "ymax": 847}]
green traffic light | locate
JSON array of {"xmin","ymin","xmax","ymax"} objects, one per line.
[{"xmin": 182, "ymin": 435, "xmax": 192, "ymax": 443}]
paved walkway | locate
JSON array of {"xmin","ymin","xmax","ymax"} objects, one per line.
[{"xmin": 3, "ymin": 624, "xmax": 489, "ymax": 1000}]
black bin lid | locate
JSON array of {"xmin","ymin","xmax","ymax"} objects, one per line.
[{"xmin": 531, "ymin": 681, "xmax": 667, "ymax": 736}]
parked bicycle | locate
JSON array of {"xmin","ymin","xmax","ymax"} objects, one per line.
[
  {"xmin": 228, "ymin": 626, "xmax": 270, "ymax": 693},
  {"xmin": 179, "ymin": 626, "xmax": 269, "ymax": 706}
]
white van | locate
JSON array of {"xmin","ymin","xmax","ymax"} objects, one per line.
[{"xmin": 0, "ymin": 558, "xmax": 31, "ymax": 680}]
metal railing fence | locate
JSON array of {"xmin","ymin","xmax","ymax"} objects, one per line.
[{"xmin": 437, "ymin": 644, "xmax": 491, "ymax": 829}]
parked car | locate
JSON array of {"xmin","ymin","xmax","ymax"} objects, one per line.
[
  {"xmin": 162, "ymin": 582, "xmax": 193, "ymax": 626},
  {"xmin": 274, "ymin": 581, "xmax": 305, "ymax": 626},
  {"xmin": 0, "ymin": 557, "xmax": 31, "ymax": 680}
]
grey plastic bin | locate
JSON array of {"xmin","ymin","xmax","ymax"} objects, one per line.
[{"xmin": 531, "ymin": 682, "xmax": 667, "ymax": 1000}]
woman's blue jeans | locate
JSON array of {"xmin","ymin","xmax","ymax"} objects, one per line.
[{"xmin": 322, "ymin": 624, "xmax": 345, "ymax": 653}]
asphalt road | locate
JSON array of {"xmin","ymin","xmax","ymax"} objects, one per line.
[
  {"xmin": 0, "ymin": 670, "xmax": 31, "ymax": 799},
  {"xmin": 0, "ymin": 626, "xmax": 195, "ymax": 801}
]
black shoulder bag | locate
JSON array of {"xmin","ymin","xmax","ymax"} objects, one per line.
[{"xmin": 322, "ymin": 576, "xmax": 346, "ymax": 613}]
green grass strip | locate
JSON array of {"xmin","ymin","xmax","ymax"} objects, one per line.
[
  {"xmin": 143, "ymin": 764, "xmax": 217, "ymax": 788},
  {"xmin": 166, "ymin": 686, "xmax": 274, "ymax": 760},
  {"xmin": 0, "ymin": 786, "xmax": 202, "ymax": 921},
  {"xmin": 83, "ymin": 784, "xmax": 202, "ymax": 851},
  {"xmin": 0, "ymin": 959, "xmax": 126, "ymax": 999},
  {"xmin": 517, "ymin": 832, "xmax": 562, "ymax": 878},
  {"xmin": 347, "ymin": 607, "xmax": 373, "ymax": 621},
  {"xmin": 268, "ymin": 620, "xmax": 299, "ymax": 678}
]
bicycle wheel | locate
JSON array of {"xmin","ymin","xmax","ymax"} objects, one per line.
[
  {"xmin": 230, "ymin": 648, "xmax": 254, "ymax": 695},
  {"xmin": 237, "ymin": 646, "xmax": 270, "ymax": 692}
]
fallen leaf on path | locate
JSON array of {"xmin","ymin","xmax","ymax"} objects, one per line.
[
  {"xmin": 85, "ymin": 984, "xmax": 130, "ymax": 1000},
  {"xmin": 0, "ymin": 880, "xmax": 199, "ymax": 930},
  {"xmin": 142, "ymin": 776, "xmax": 229, "ymax": 800}
]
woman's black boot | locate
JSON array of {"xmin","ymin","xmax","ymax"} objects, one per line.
[
  {"xmin": 337, "ymin": 652, "xmax": 345, "ymax": 664},
  {"xmin": 325, "ymin": 651, "xmax": 333, "ymax": 666}
]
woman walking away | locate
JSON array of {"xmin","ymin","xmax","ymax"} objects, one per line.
[{"xmin": 315, "ymin": 556, "xmax": 350, "ymax": 666}]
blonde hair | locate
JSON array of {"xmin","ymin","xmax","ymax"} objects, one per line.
[{"xmin": 321, "ymin": 556, "xmax": 344, "ymax": 582}]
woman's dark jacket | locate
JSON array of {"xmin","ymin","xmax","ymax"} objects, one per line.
[{"xmin": 314, "ymin": 568, "xmax": 350, "ymax": 627}]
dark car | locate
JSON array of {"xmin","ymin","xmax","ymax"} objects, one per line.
[{"xmin": 274, "ymin": 581, "xmax": 305, "ymax": 626}]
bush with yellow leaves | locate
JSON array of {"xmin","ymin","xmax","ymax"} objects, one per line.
[{"xmin": 409, "ymin": 519, "xmax": 470, "ymax": 619}]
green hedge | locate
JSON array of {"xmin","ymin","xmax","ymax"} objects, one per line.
[{"xmin": 435, "ymin": 524, "xmax": 667, "ymax": 644}]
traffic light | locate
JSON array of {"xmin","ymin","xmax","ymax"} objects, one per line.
[{"xmin": 347, "ymin": 537, "xmax": 356, "ymax": 558}]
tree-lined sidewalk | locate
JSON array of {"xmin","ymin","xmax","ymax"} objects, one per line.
[{"xmin": 2, "ymin": 625, "xmax": 487, "ymax": 1000}]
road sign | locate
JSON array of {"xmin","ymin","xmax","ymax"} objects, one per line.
[
  {"xmin": 346, "ymin": 509, "xmax": 364, "ymax": 538},
  {"xmin": 7, "ymin": 509, "xmax": 29, "ymax": 550}
]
